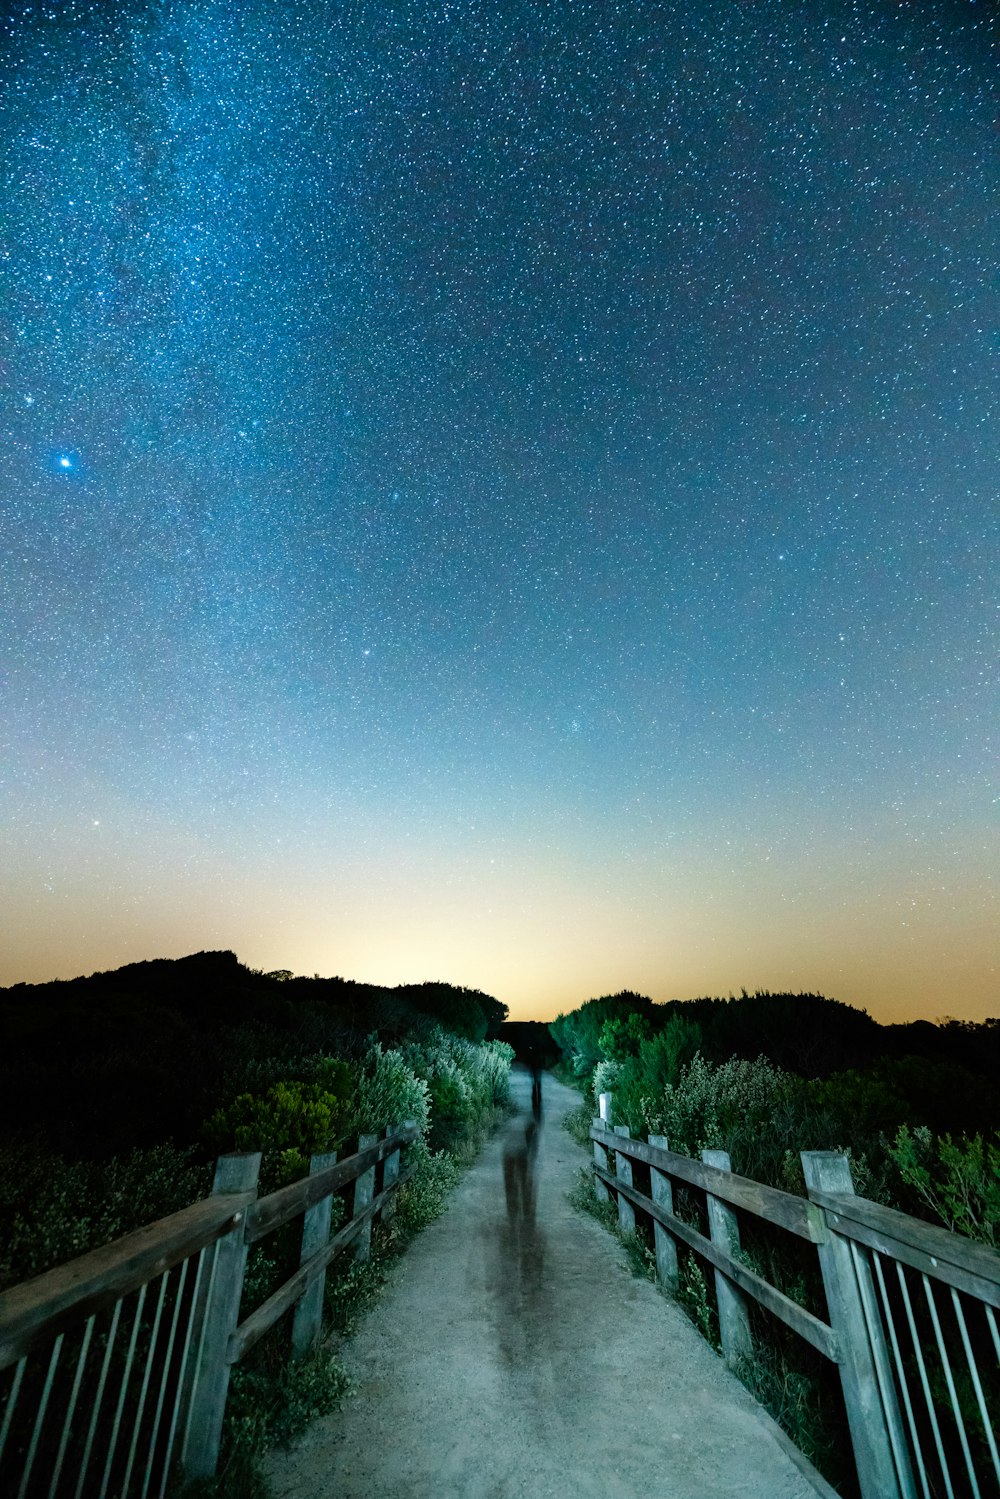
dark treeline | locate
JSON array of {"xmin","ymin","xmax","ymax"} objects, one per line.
[
  {"xmin": 0, "ymin": 949, "xmax": 507, "ymax": 1158},
  {"xmin": 499, "ymin": 1019, "xmax": 562, "ymax": 1067},
  {"xmin": 551, "ymin": 986, "xmax": 1000, "ymax": 1085}
]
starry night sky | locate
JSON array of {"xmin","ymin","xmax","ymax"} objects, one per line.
[{"xmin": 1, "ymin": 0, "xmax": 996, "ymax": 1022}]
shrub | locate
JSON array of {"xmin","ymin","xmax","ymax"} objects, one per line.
[
  {"xmin": 599, "ymin": 1012, "xmax": 651, "ymax": 1060},
  {"xmin": 204, "ymin": 1072, "xmax": 354, "ymax": 1184},
  {"xmin": 350, "ymin": 1045, "xmax": 430, "ymax": 1137},
  {"xmin": 592, "ymin": 1058, "xmax": 622, "ymax": 1106},
  {"xmin": 0, "ymin": 1140, "xmax": 208, "ymax": 1290},
  {"xmin": 888, "ymin": 1126, "xmax": 1000, "ymax": 1246},
  {"xmin": 392, "ymin": 1139, "xmax": 461, "ymax": 1238},
  {"xmin": 639, "ymin": 1053, "xmax": 800, "ymax": 1182}
]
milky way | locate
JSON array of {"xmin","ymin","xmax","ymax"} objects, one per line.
[{"xmin": 1, "ymin": 0, "xmax": 996, "ymax": 1020}]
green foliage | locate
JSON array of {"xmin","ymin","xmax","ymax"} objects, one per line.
[
  {"xmin": 598, "ymin": 1011, "xmax": 651, "ymax": 1060},
  {"xmin": 676, "ymin": 1254, "xmax": 716, "ymax": 1347},
  {"xmin": 549, "ymin": 991, "xmax": 656, "ymax": 1078},
  {"xmin": 609, "ymin": 1015, "xmax": 703, "ymax": 1127},
  {"xmin": 204, "ymin": 1072, "xmax": 354, "ymax": 1184},
  {"xmin": 0, "ymin": 951, "xmax": 508, "ymax": 1158},
  {"xmin": 392, "ymin": 1139, "xmax": 461, "ymax": 1239},
  {"xmin": 562, "ymin": 1101, "xmax": 595, "ymax": 1149},
  {"xmin": 0, "ymin": 1140, "xmax": 208, "ymax": 1291},
  {"xmin": 732, "ymin": 1347, "xmax": 835, "ymax": 1477},
  {"xmin": 889, "ymin": 1126, "xmax": 1000, "ymax": 1246},
  {"xmin": 640, "ymin": 1053, "xmax": 800, "ymax": 1183},
  {"xmin": 592, "ymin": 1058, "xmax": 622, "ymax": 1105},
  {"xmin": 350, "ymin": 1044, "xmax": 430, "ymax": 1137}
]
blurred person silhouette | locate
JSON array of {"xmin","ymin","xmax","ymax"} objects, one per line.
[
  {"xmin": 528, "ymin": 1049, "xmax": 543, "ymax": 1119},
  {"xmin": 503, "ymin": 1096, "xmax": 539, "ymax": 1229}
]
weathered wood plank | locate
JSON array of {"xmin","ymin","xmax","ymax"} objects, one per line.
[
  {"xmin": 352, "ymin": 1133, "xmax": 379, "ymax": 1261},
  {"xmin": 808, "ymin": 1188, "xmax": 1000, "ymax": 1308},
  {"xmin": 613, "ymin": 1126, "xmax": 636, "ymax": 1233},
  {"xmin": 245, "ymin": 1126, "xmax": 418, "ymax": 1243},
  {"xmin": 592, "ymin": 1118, "xmax": 610, "ymax": 1203},
  {"xmin": 593, "ymin": 1165, "xmax": 841, "ymax": 1363},
  {"xmin": 181, "ymin": 1154, "xmax": 261, "ymax": 1480},
  {"xmin": 590, "ymin": 1125, "xmax": 821, "ymax": 1241},
  {"xmin": 227, "ymin": 1168, "xmax": 414, "ymax": 1365},
  {"xmin": 703, "ymin": 1148, "xmax": 752, "ymax": 1364},
  {"xmin": 648, "ymin": 1133, "xmax": 678, "ymax": 1291},
  {"xmin": 291, "ymin": 1151, "xmax": 337, "ymax": 1359},
  {"xmin": 802, "ymin": 1152, "xmax": 911, "ymax": 1499},
  {"xmin": 0, "ymin": 1192, "xmax": 256, "ymax": 1372}
]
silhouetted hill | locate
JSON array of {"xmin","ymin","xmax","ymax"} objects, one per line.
[{"xmin": 0, "ymin": 951, "xmax": 507, "ymax": 1155}]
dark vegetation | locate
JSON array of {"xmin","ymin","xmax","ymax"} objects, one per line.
[
  {"xmin": 0, "ymin": 950, "xmax": 506, "ymax": 1162},
  {"xmin": 0, "ymin": 950, "xmax": 513, "ymax": 1496},
  {"xmin": 552, "ymin": 988, "xmax": 1000, "ymax": 1491},
  {"xmin": 551, "ymin": 987, "xmax": 1000, "ymax": 1222}
]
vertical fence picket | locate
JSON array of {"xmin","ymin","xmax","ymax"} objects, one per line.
[
  {"xmin": 161, "ymin": 1245, "xmax": 209, "ymax": 1498},
  {"xmin": 380, "ymin": 1124, "xmax": 403, "ymax": 1221},
  {"xmin": 99, "ymin": 1283, "xmax": 148, "ymax": 1499},
  {"xmin": 74, "ymin": 1297, "xmax": 123, "ymax": 1499},
  {"xmin": 142, "ymin": 1254, "xmax": 189, "ymax": 1499},
  {"xmin": 47, "ymin": 1314, "xmax": 95, "ymax": 1498},
  {"xmin": 950, "ymin": 1287, "xmax": 1000, "ymax": 1486},
  {"xmin": 848, "ymin": 1242, "xmax": 918, "ymax": 1499},
  {"xmin": 121, "ymin": 1270, "xmax": 170, "ymax": 1497},
  {"xmin": 871, "ymin": 1254, "xmax": 931, "ymax": 1499},
  {"xmin": 895, "ymin": 1261, "xmax": 954, "ymax": 1499},
  {"xmin": 0, "ymin": 1357, "xmax": 27, "ymax": 1472},
  {"xmin": 922, "ymin": 1274, "xmax": 982, "ymax": 1499},
  {"xmin": 17, "ymin": 1333, "xmax": 62, "ymax": 1499},
  {"xmin": 647, "ymin": 1134, "xmax": 678, "ymax": 1292}
]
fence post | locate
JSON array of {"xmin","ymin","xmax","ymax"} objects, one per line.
[
  {"xmin": 701, "ymin": 1148, "xmax": 752, "ymax": 1365},
  {"xmin": 291, "ymin": 1150, "xmax": 337, "ymax": 1359},
  {"xmin": 380, "ymin": 1123, "xmax": 404, "ymax": 1221},
  {"xmin": 801, "ymin": 1151, "xmax": 910, "ymax": 1499},
  {"xmin": 613, "ymin": 1125, "xmax": 636, "ymax": 1234},
  {"xmin": 181, "ymin": 1153, "xmax": 261, "ymax": 1480},
  {"xmin": 648, "ymin": 1134, "xmax": 678, "ymax": 1291},
  {"xmin": 593, "ymin": 1093, "xmax": 613, "ymax": 1202},
  {"xmin": 352, "ymin": 1134, "xmax": 379, "ymax": 1262}
]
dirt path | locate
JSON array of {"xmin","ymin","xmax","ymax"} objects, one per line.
[{"xmin": 265, "ymin": 1069, "xmax": 830, "ymax": 1499}]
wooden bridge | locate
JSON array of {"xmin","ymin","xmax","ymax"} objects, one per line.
[{"xmin": 1, "ymin": 1071, "xmax": 998, "ymax": 1497}]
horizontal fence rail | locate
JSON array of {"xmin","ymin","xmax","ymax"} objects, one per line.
[
  {"xmin": 591, "ymin": 1095, "xmax": 1000, "ymax": 1499},
  {"xmin": 0, "ymin": 1121, "xmax": 418, "ymax": 1497}
]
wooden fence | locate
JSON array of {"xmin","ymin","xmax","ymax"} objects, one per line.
[
  {"xmin": 0, "ymin": 1121, "xmax": 418, "ymax": 1497},
  {"xmin": 591, "ymin": 1094, "xmax": 1000, "ymax": 1499}
]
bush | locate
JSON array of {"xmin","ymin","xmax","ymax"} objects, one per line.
[
  {"xmin": 639, "ymin": 1053, "xmax": 801, "ymax": 1183},
  {"xmin": 888, "ymin": 1126, "xmax": 1000, "ymax": 1246},
  {"xmin": 392, "ymin": 1139, "xmax": 461, "ymax": 1239},
  {"xmin": 350, "ymin": 1045, "xmax": 430, "ymax": 1137},
  {"xmin": 0, "ymin": 1140, "xmax": 209, "ymax": 1290},
  {"xmin": 204, "ymin": 1070, "xmax": 354, "ymax": 1184}
]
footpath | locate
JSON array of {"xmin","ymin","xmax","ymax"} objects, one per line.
[{"xmin": 265, "ymin": 1069, "xmax": 830, "ymax": 1499}]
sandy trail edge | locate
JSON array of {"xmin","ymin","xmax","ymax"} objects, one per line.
[{"xmin": 265, "ymin": 1069, "xmax": 833, "ymax": 1499}]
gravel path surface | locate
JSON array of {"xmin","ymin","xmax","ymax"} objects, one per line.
[{"xmin": 265, "ymin": 1069, "xmax": 828, "ymax": 1499}]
